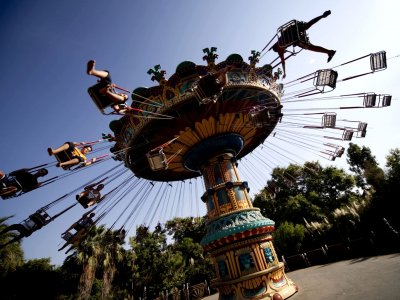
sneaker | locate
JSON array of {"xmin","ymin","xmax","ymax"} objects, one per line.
[
  {"xmin": 327, "ymin": 50, "xmax": 336, "ymax": 63},
  {"xmin": 47, "ymin": 147, "xmax": 53, "ymax": 156}
]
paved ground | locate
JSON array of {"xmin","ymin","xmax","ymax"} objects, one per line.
[{"xmin": 203, "ymin": 253, "xmax": 400, "ymax": 300}]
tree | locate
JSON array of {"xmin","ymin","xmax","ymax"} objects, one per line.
[
  {"xmin": 346, "ymin": 143, "xmax": 384, "ymax": 189},
  {"xmin": 75, "ymin": 226, "xmax": 105, "ymax": 300},
  {"xmin": 130, "ymin": 225, "xmax": 169, "ymax": 299},
  {"xmin": 100, "ymin": 229, "xmax": 125, "ymax": 299},
  {"xmin": 383, "ymin": 148, "xmax": 400, "ymax": 228},
  {"xmin": 273, "ymin": 222, "xmax": 306, "ymax": 255},
  {"xmin": 111, "ymin": 248, "xmax": 137, "ymax": 299},
  {"xmin": 386, "ymin": 148, "xmax": 400, "ymax": 184},
  {"xmin": 253, "ymin": 161, "xmax": 357, "ymax": 225},
  {"xmin": 165, "ymin": 217, "xmax": 207, "ymax": 244},
  {"xmin": 253, "ymin": 161, "xmax": 361, "ymax": 254},
  {"xmin": 0, "ymin": 258, "xmax": 66, "ymax": 299},
  {"xmin": 0, "ymin": 216, "xmax": 24, "ymax": 277},
  {"xmin": 165, "ymin": 217, "xmax": 214, "ymax": 284}
]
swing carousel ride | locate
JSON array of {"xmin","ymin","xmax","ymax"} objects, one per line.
[{"xmin": 0, "ymin": 15, "xmax": 395, "ymax": 300}]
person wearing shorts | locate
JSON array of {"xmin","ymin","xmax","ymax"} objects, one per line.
[
  {"xmin": 47, "ymin": 142, "xmax": 94, "ymax": 168},
  {"xmin": 271, "ymin": 10, "xmax": 336, "ymax": 78},
  {"xmin": 87, "ymin": 60, "xmax": 129, "ymax": 113}
]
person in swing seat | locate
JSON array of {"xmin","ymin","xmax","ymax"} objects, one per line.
[
  {"xmin": 58, "ymin": 212, "xmax": 96, "ymax": 251},
  {"xmin": 0, "ymin": 210, "xmax": 51, "ymax": 248},
  {"xmin": 271, "ymin": 10, "xmax": 336, "ymax": 78},
  {"xmin": 87, "ymin": 60, "xmax": 129, "ymax": 113},
  {"xmin": 47, "ymin": 142, "xmax": 95, "ymax": 169},
  {"xmin": 76, "ymin": 183, "xmax": 105, "ymax": 208},
  {"xmin": 0, "ymin": 168, "xmax": 48, "ymax": 198}
]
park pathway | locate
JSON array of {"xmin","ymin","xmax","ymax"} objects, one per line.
[{"xmin": 202, "ymin": 253, "xmax": 400, "ymax": 300}]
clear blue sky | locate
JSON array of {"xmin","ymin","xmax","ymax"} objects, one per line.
[{"xmin": 0, "ymin": 0, "xmax": 399, "ymax": 265}]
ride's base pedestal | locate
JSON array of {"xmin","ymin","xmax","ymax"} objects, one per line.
[
  {"xmin": 211, "ymin": 263, "xmax": 298, "ymax": 300},
  {"xmin": 196, "ymin": 149, "xmax": 298, "ymax": 300}
]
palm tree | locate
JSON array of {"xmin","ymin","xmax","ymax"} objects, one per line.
[
  {"xmin": 0, "ymin": 216, "xmax": 24, "ymax": 277},
  {"xmin": 100, "ymin": 229, "xmax": 124, "ymax": 299},
  {"xmin": 75, "ymin": 225, "xmax": 105, "ymax": 300}
]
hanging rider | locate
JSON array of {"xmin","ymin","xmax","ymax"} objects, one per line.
[
  {"xmin": 48, "ymin": 142, "xmax": 96, "ymax": 169},
  {"xmin": 87, "ymin": 60, "xmax": 129, "ymax": 113},
  {"xmin": 58, "ymin": 212, "xmax": 96, "ymax": 251},
  {"xmin": 1, "ymin": 168, "xmax": 49, "ymax": 198},
  {"xmin": 0, "ymin": 210, "xmax": 51, "ymax": 248},
  {"xmin": 271, "ymin": 10, "xmax": 336, "ymax": 78},
  {"xmin": 76, "ymin": 182, "xmax": 105, "ymax": 208}
]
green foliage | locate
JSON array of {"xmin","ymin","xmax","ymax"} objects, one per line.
[
  {"xmin": 347, "ymin": 143, "xmax": 384, "ymax": 189},
  {"xmin": 3, "ymin": 146, "xmax": 400, "ymax": 298},
  {"xmin": 386, "ymin": 148, "xmax": 400, "ymax": 183},
  {"xmin": 165, "ymin": 216, "xmax": 207, "ymax": 243},
  {"xmin": 253, "ymin": 161, "xmax": 363, "ymax": 254},
  {"xmin": 382, "ymin": 148, "xmax": 400, "ymax": 228},
  {"xmin": 128, "ymin": 219, "xmax": 214, "ymax": 299},
  {"xmin": 0, "ymin": 258, "xmax": 71, "ymax": 299},
  {"xmin": 253, "ymin": 161, "xmax": 358, "ymax": 225},
  {"xmin": 0, "ymin": 216, "xmax": 24, "ymax": 277},
  {"xmin": 273, "ymin": 222, "xmax": 305, "ymax": 255}
]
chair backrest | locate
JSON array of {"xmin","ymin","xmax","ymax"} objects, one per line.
[
  {"xmin": 147, "ymin": 150, "xmax": 168, "ymax": 171},
  {"xmin": 370, "ymin": 51, "xmax": 387, "ymax": 72},
  {"xmin": 277, "ymin": 20, "xmax": 309, "ymax": 48},
  {"xmin": 62, "ymin": 231, "xmax": 73, "ymax": 241},
  {"xmin": 88, "ymin": 82, "xmax": 115, "ymax": 114}
]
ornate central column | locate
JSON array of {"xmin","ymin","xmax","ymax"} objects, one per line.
[{"xmin": 197, "ymin": 148, "xmax": 297, "ymax": 300}]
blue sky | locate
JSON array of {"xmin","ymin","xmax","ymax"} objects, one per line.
[{"xmin": 0, "ymin": 0, "xmax": 399, "ymax": 265}]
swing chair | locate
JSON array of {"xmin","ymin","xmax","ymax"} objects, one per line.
[
  {"xmin": 381, "ymin": 95, "xmax": 392, "ymax": 107},
  {"xmin": 60, "ymin": 229, "xmax": 87, "ymax": 253},
  {"xmin": 370, "ymin": 51, "xmax": 387, "ymax": 72},
  {"xmin": 277, "ymin": 20, "xmax": 309, "ymax": 51},
  {"xmin": 322, "ymin": 143, "xmax": 345, "ymax": 161},
  {"xmin": 303, "ymin": 112, "xmax": 336, "ymax": 129},
  {"xmin": 147, "ymin": 148, "xmax": 183, "ymax": 171},
  {"xmin": 342, "ymin": 129, "xmax": 354, "ymax": 141},
  {"xmin": 29, "ymin": 211, "xmax": 50, "ymax": 228},
  {"xmin": 60, "ymin": 210, "xmax": 96, "ymax": 251},
  {"xmin": 61, "ymin": 231, "xmax": 73, "ymax": 242},
  {"xmin": 53, "ymin": 149, "xmax": 92, "ymax": 171},
  {"xmin": 147, "ymin": 149, "xmax": 168, "ymax": 171},
  {"xmin": 314, "ymin": 69, "xmax": 338, "ymax": 93},
  {"xmin": 192, "ymin": 72, "xmax": 225, "ymax": 104},
  {"xmin": 146, "ymin": 137, "xmax": 181, "ymax": 171},
  {"xmin": 88, "ymin": 83, "xmax": 129, "ymax": 115},
  {"xmin": 88, "ymin": 82, "xmax": 116, "ymax": 114},
  {"xmin": 294, "ymin": 69, "xmax": 338, "ymax": 98},
  {"xmin": 363, "ymin": 93, "xmax": 391, "ymax": 108},
  {"xmin": 1, "ymin": 164, "xmax": 55, "ymax": 199},
  {"xmin": 0, "ymin": 179, "xmax": 22, "ymax": 199},
  {"xmin": 356, "ymin": 122, "xmax": 367, "ymax": 138},
  {"xmin": 363, "ymin": 93, "xmax": 377, "ymax": 107},
  {"xmin": 322, "ymin": 112, "xmax": 337, "ymax": 128},
  {"xmin": 51, "ymin": 140, "xmax": 107, "ymax": 170},
  {"xmin": 249, "ymin": 106, "xmax": 271, "ymax": 128}
]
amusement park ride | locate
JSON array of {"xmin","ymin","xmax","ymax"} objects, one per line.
[{"xmin": 0, "ymin": 12, "xmax": 394, "ymax": 300}]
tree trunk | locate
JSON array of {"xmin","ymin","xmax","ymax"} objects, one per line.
[
  {"xmin": 101, "ymin": 263, "xmax": 116, "ymax": 299},
  {"xmin": 78, "ymin": 262, "xmax": 96, "ymax": 300}
]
